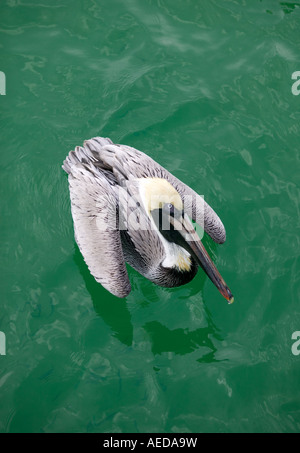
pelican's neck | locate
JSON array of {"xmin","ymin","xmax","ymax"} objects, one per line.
[
  {"xmin": 161, "ymin": 241, "xmax": 192, "ymax": 272},
  {"xmin": 137, "ymin": 177, "xmax": 192, "ymax": 272}
]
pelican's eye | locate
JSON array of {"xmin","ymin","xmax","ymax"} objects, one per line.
[{"xmin": 163, "ymin": 203, "xmax": 175, "ymax": 216}]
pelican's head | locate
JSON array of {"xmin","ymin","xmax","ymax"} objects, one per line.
[
  {"xmin": 139, "ymin": 177, "xmax": 234, "ymax": 303},
  {"xmin": 140, "ymin": 177, "xmax": 183, "ymax": 214}
]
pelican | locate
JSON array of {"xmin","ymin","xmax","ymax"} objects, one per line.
[{"xmin": 62, "ymin": 137, "xmax": 234, "ymax": 303}]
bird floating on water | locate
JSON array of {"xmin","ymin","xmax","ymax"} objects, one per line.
[{"xmin": 63, "ymin": 137, "xmax": 234, "ymax": 303}]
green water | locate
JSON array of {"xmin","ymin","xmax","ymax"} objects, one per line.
[{"xmin": 1, "ymin": 0, "xmax": 300, "ymax": 433}]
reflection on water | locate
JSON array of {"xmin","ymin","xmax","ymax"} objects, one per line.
[
  {"xmin": 74, "ymin": 247, "xmax": 134, "ymax": 347},
  {"xmin": 280, "ymin": 2, "xmax": 300, "ymax": 14},
  {"xmin": 144, "ymin": 321, "xmax": 219, "ymax": 358},
  {"xmin": 74, "ymin": 242, "xmax": 223, "ymax": 362}
]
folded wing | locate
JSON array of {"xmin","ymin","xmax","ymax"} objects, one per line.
[{"xmin": 63, "ymin": 150, "xmax": 131, "ymax": 298}]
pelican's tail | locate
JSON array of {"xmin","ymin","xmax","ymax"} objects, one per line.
[{"xmin": 62, "ymin": 137, "xmax": 114, "ymax": 175}]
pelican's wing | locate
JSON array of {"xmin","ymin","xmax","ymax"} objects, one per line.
[
  {"xmin": 63, "ymin": 151, "xmax": 131, "ymax": 298},
  {"xmin": 81, "ymin": 137, "xmax": 227, "ymax": 244},
  {"xmin": 168, "ymin": 175, "xmax": 227, "ymax": 244}
]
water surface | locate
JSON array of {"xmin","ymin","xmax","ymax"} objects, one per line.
[{"xmin": 0, "ymin": 0, "xmax": 300, "ymax": 433}]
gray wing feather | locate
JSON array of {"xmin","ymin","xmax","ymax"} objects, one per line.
[
  {"xmin": 63, "ymin": 152, "xmax": 131, "ymax": 298},
  {"xmin": 78, "ymin": 138, "xmax": 227, "ymax": 244}
]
